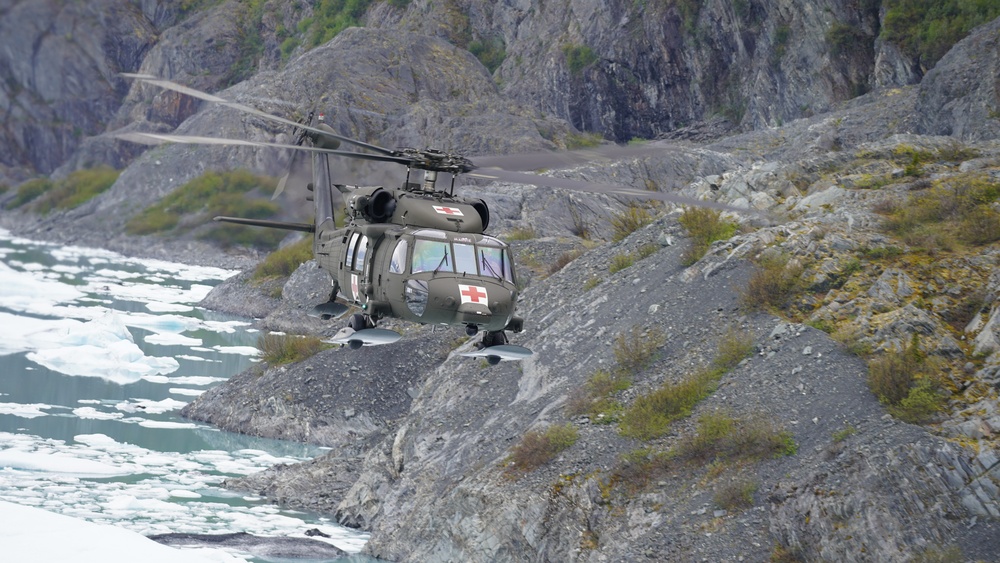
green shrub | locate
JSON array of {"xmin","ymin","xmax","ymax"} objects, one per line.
[
  {"xmin": 257, "ymin": 332, "xmax": 330, "ymax": 365},
  {"xmin": 714, "ymin": 327, "xmax": 755, "ymax": 370},
  {"xmin": 679, "ymin": 207, "xmax": 738, "ymax": 265},
  {"xmin": 305, "ymin": 0, "xmax": 375, "ymax": 48},
  {"xmin": 672, "ymin": 412, "xmax": 797, "ymax": 463},
  {"xmin": 563, "ymin": 44, "xmax": 597, "ymax": 75},
  {"xmin": 565, "ymin": 131, "xmax": 603, "ymax": 149},
  {"xmin": 613, "ymin": 326, "xmax": 666, "ymax": 374},
  {"xmin": 549, "ymin": 249, "xmax": 584, "ymax": 275},
  {"xmin": 469, "ymin": 36, "xmax": 506, "ymax": 73},
  {"xmin": 611, "ymin": 204, "xmax": 654, "ymax": 242},
  {"xmin": 32, "ymin": 166, "xmax": 119, "ymax": 214},
  {"xmin": 714, "ymin": 478, "xmax": 758, "ymax": 511},
  {"xmin": 126, "ymin": 170, "xmax": 280, "ymax": 248},
  {"xmin": 867, "ymin": 336, "xmax": 946, "ymax": 423},
  {"xmin": 881, "ymin": 0, "xmax": 1000, "ymax": 68},
  {"xmin": 740, "ymin": 252, "xmax": 804, "ymax": 311},
  {"xmin": 505, "ymin": 423, "xmax": 578, "ymax": 476},
  {"xmin": 583, "ymin": 276, "xmax": 601, "ymax": 291},
  {"xmin": 8, "ymin": 178, "xmax": 53, "ymax": 209},
  {"xmin": 609, "ymin": 252, "xmax": 634, "ymax": 273},
  {"xmin": 506, "ymin": 226, "xmax": 536, "ymax": 240},
  {"xmin": 619, "ymin": 366, "xmax": 722, "ymax": 440}
]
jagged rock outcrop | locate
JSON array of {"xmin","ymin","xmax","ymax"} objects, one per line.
[{"xmin": 0, "ymin": 0, "xmax": 157, "ymax": 182}]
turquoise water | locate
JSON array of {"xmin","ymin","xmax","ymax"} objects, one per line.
[{"xmin": 0, "ymin": 230, "xmax": 374, "ymax": 561}]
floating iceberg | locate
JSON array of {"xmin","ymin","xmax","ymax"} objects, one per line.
[{"xmin": 25, "ymin": 312, "xmax": 179, "ymax": 384}]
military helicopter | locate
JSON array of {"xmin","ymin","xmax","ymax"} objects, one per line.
[{"xmin": 120, "ymin": 74, "xmax": 743, "ymax": 364}]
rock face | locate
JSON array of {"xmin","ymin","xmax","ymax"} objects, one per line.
[{"xmin": 4, "ymin": 2, "xmax": 1000, "ymax": 562}]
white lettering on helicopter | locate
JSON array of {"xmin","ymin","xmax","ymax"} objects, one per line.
[
  {"xmin": 433, "ymin": 205, "xmax": 464, "ymax": 216},
  {"xmin": 459, "ymin": 284, "xmax": 488, "ymax": 305}
]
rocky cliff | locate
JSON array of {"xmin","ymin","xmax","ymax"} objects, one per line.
[{"xmin": 2, "ymin": 1, "xmax": 1000, "ymax": 561}]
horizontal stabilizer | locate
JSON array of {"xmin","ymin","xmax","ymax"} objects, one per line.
[
  {"xmin": 458, "ymin": 344, "xmax": 533, "ymax": 365},
  {"xmin": 214, "ymin": 216, "xmax": 315, "ymax": 232},
  {"xmin": 326, "ymin": 327, "xmax": 402, "ymax": 349},
  {"xmin": 308, "ymin": 302, "xmax": 349, "ymax": 320}
]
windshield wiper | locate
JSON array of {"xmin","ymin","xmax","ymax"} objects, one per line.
[
  {"xmin": 434, "ymin": 248, "xmax": 450, "ymax": 273},
  {"xmin": 480, "ymin": 251, "xmax": 502, "ymax": 281}
]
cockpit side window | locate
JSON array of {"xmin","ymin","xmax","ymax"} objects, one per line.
[
  {"xmin": 411, "ymin": 239, "xmax": 451, "ymax": 273},
  {"xmin": 478, "ymin": 246, "xmax": 513, "ymax": 282},
  {"xmin": 389, "ymin": 239, "xmax": 408, "ymax": 274}
]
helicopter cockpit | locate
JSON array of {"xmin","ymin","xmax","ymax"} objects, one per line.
[{"xmin": 390, "ymin": 229, "xmax": 518, "ymax": 331}]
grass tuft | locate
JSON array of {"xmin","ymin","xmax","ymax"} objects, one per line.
[
  {"xmin": 740, "ymin": 252, "xmax": 804, "ymax": 311},
  {"xmin": 257, "ymin": 332, "xmax": 330, "ymax": 365},
  {"xmin": 678, "ymin": 207, "xmax": 738, "ymax": 265},
  {"xmin": 505, "ymin": 423, "xmax": 578, "ymax": 477},
  {"xmin": 253, "ymin": 237, "xmax": 314, "ymax": 282},
  {"xmin": 611, "ymin": 204, "xmax": 655, "ymax": 242}
]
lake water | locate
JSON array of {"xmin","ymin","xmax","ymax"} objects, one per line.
[{"xmin": 0, "ymin": 228, "xmax": 372, "ymax": 561}]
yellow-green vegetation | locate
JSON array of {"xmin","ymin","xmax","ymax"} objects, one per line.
[
  {"xmin": 610, "ymin": 204, "xmax": 655, "ymax": 242},
  {"xmin": 252, "ymin": 237, "xmax": 314, "ymax": 282},
  {"xmin": 583, "ymin": 275, "xmax": 602, "ymax": 291},
  {"xmin": 614, "ymin": 325, "xmax": 666, "ymax": 374},
  {"xmin": 832, "ymin": 424, "xmax": 857, "ymax": 443},
  {"xmin": 881, "ymin": 0, "xmax": 1000, "ymax": 68},
  {"xmin": 565, "ymin": 131, "xmax": 603, "ymax": 149},
  {"xmin": 613, "ymin": 412, "xmax": 794, "ymax": 495},
  {"xmin": 505, "ymin": 423, "xmax": 579, "ymax": 477},
  {"xmin": 866, "ymin": 336, "xmax": 946, "ymax": 424},
  {"xmin": 608, "ymin": 243, "xmax": 659, "ymax": 274},
  {"xmin": 678, "ymin": 207, "xmax": 739, "ymax": 266},
  {"xmin": 609, "ymin": 252, "xmax": 634, "ymax": 273},
  {"xmin": 7, "ymin": 167, "xmax": 119, "ymax": 213},
  {"xmin": 301, "ymin": 0, "xmax": 406, "ymax": 48},
  {"xmin": 878, "ymin": 172, "xmax": 1000, "ymax": 250},
  {"xmin": 548, "ymin": 248, "xmax": 584, "ymax": 275},
  {"xmin": 469, "ymin": 36, "xmax": 506, "ymax": 74},
  {"xmin": 566, "ymin": 369, "xmax": 630, "ymax": 423},
  {"xmin": 563, "ymin": 44, "xmax": 597, "ymax": 75},
  {"xmin": 770, "ymin": 543, "xmax": 806, "ymax": 563},
  {"xmin": 740, "ymin": 252, "xmax": 804, "ymax": 312},
  {"xmin": 672, "ymin": 412, "xmax": 797, "ymax": 464},
  {"xmin": 713, "ymin": 477, "xmax": 759, "ymax": 511},
  {"xmin": 257, "ymin": 332, "xmax": 331, "ymax": 365},
  {"xmin": 566, "ymin": 326, "xmax": 665, "ymax": 422},
  {"xmin": 7, "ymin": 178, "xmax": 53, "ymax": 209},
  {"xmin": 126, "ymin": 170, "xmax": 283, "ymax": 249},
  {"xmin": 506, "ymin": 225, "xmax": 537, "ymax": 240},
  {"xmin": 619, "ymin": 327, "xmax": 754, "ymax": 441}
]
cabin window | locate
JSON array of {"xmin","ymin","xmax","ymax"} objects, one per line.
[
  {"xmin": 478, "ymin": 246, "xmax": 513, "ymax": 283},
  {"xmin": 354, "ymin": 235, "xmax": 369, "ymax": 270},
  {"xmin": 411, "ymin": 239, "xmax": 451, "ymax": 273},
  {"xmin": 389, "ymin": 239, "xmax": 408, "ymax": 274},
  {"xmin": 345, "ymin": 232, "xmax": 360, "ymax": 267},
  {"xmin": 453, "ymin": 243, "xmax": 476, "ymax": 275},
  {"xmin": 405, "ymin": 279, "xmax": 429, "ymax": 316}
]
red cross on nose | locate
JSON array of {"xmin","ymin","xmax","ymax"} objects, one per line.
[{"xmin": 460, "ymin": 285, "xmax": 487, "ymax": 303}]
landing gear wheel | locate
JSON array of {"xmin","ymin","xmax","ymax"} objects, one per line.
[
  {"xmin": 465, "ymin": 324, "xmax": 479, "ymax": 337},
  {"xmin": 348, "ymin": 313, "xmax": 373, "ymax": 332},
  {"xmin": 477, "ymin": 330, "xmax": 508, "ymax": 349}
]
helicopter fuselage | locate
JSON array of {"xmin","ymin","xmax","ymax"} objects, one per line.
[{"xmin": 314, "ymin": 184, "xmax": 522, "ymax": 334}]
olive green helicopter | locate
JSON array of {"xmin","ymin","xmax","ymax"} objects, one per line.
[{"xmin": 120, "ymin": 74, "xmax": 741, "ymax": 364}]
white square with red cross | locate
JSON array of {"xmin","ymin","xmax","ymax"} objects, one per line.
[
  {"xmin": 433, "ymin": 205, "xmax": 464, "ymax": 216},
  {"xmin": 458, "ymin": 284, "xmax": 488, "ymax": 305}
]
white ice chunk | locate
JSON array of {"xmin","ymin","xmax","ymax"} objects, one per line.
[
  {"xmin": 0, "ymin": 501, "xmax": 238, "ymax": 563},
  {"xmin": 144, "ymin": 332, "xmax": 203, "ymax": 346},
  {"xmin": 25, "ymin": 312, "xmax": 179, "ymax": 383}
]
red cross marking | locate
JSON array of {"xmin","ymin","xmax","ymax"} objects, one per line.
[
  {"xmin": 460, "ymin": 284, "xmax": 487, "ymax": 304},
  {"xmin": 433, "ymin": 205, "xmax": 463, "ymax": 216}
]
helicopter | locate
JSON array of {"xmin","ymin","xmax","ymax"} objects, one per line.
[{"xmin": 119, "ymin": 74, "xmax": 746, "ymax": 364}]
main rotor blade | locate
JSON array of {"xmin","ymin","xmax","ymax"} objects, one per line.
[
  {"xmin": 468, "ymin": 167, "xmax": 753, "ymax": 214},
  {"xmin": 469, "ymin": 143, "xmax": 668, "ymax": 172},
  {"xmin": 122, "ymin": 73, "xmax": 398, "ymax": 157},
  {"xmin": 116, "ymin": 132, "xmax": 414, "ymax": 166}
]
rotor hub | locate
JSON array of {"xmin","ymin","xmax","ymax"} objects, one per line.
[{"xmin": 395, "ymin": 148, "xmax": 474, "ymax": 174}]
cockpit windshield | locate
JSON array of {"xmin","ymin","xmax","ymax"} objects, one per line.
[{"xmin": 409, "ymin": 235, "xmax": 514, "ymax": 283}]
